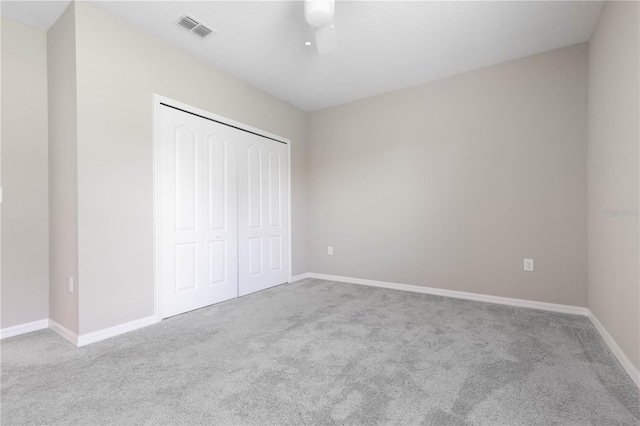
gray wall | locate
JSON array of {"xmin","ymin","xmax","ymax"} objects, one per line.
[
  {"xmin": 308, "ymin": 44, "xmax": 588, "ymax": 307},
  {"xmin": 1, "ymin": 18, "xmax": 49, "ymax": 328},
  {"xmin": 73, "ymin": 2, "xmax": 308, "ymax": 334},
  {"xmin": 587, "ymin": 1, "xmax": 639, "ymax": 370},
  {"xmin": 47, "ymin": 3, "xmax": 79, "ymax": 333}
]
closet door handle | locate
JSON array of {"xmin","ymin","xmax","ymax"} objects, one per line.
[
  {"xmin": 216, "ymin": 234, "xmax": 221, "ymax": 238},
  {"xmin": 254, "ymin": 232, "xmax": 258, "ymax": 236}
]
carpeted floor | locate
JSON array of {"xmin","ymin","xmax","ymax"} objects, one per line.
[{"xmin": 2, "ymin": 278, "xmax": 639, "ymax": 425}]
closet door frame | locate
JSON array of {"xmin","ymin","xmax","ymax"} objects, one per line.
[{"xmin": 152, "ymin": 94, "xmax": 292, "ymax": 322}]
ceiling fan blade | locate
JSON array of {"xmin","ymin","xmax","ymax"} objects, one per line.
[{"xmin": 315, "ymin": 24, "xmax": 337, "ymax": 55}]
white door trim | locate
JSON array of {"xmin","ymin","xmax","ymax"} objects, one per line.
[{"xmin": 152, "ymin": 94, "xmax": 292, "ymax": 322}]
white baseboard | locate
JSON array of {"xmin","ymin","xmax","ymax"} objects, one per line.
[
  {"xmin": 0, "ymin": 319, "xmax": 49, "ymax": 339},
  {"xmin": 306, "ymin": 273, "xmax": 589, "ymax": 316},
  {"xmin": 4, "ymin": 274, "xmax": 638, "ymax": 389},
  {"xmin": 76, "ymin": 315, "xmax": 159, "ymax": 347},
  {"xmin": 304, "ymin": 272, "xmax": 639, "ymax": 389},
  {"xmin": 290, "ymin": 273, "xmax": 311, "ymax": 282},
  {"xmin": 587, "ymin": 311, "xmax": 640, "ymax": 389},
  {"xmin": 49, "ymin": 319, "xmax": 79, "ymax": 346},
  {"xmin": 4, "ymin": 316, "xmax": 159, "ymax": 348}
]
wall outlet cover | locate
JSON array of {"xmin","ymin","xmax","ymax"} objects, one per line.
[{"xmin": 524, "ymin": 259, "xmax": 534, "ymax": 272}]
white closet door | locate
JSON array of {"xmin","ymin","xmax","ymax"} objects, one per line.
[
  {"xmin": 159, "ymin": 106, "xmax": 238, "ymax": 318},
  {"xmin": 202, "ymin": 119, "xmax": 239, "ymax": 304},
  {"xmin": 238, "ymin": 133, "xmax": 289, "ymax": 296}
]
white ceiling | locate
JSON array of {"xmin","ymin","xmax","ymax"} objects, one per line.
[
  {"xmin": 1, "ymin": 0, "xmax": 70, "ymax": 31},
  {"xmin": 2, "ymin": 1, "xmax": 604, "ymax": 111}
]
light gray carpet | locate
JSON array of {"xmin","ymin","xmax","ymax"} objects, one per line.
[{"xmin": 2, "ymin": 279, "xmax": 639, "ymax": 425}]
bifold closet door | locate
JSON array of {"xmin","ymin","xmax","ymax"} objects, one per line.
[
  {"xmin": 237, "ymin": 133, "xmax": 289, "ymax": 296},
  {"xmin": 159, "ymin": 106, "xmax": 239, "ymax": 318}
]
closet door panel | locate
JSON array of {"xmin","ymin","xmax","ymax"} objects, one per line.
[
  {"xmin": 267, "ymin": 150, "xmax": 282, "ymax": 228},
  {"xmin": 160, "ymin": 106, "xmax": 239, "ymax": 318},
  {"xmin": 264, "ymin": 142, "xmax": 288, "ymax": 281},
  {"xmin": 160, "ymin": 107, "xmax": 204, "ymax": 318},
  {"xmin": 175, "ymin": 126, "xmax": 198, "ymax": 232},
  {"xmin": 239, "ymin": 140, "xmax": 265, "ymax": 290},
  {"xmin": 202, "ymin": 120, "xmax": 238, "ymax": 302},
  {"xmin": 238, "ymin": 134, "xmax": 289, "ymax": 296},
  {"xmin": 247, "ymin": 144, "xmax": 263, "ymax": 229},
  {"xmin": 269, "ymin": 236, "xmax": 282, "ymax": 271},
  {"xmin": 248, "ymin": 237, "xmax": 263, "ymax": 276},
  {"xmin": 208, "ymin": 241, "xmax": 227, "ymax": 284}
]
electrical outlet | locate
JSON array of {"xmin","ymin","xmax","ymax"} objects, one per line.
[
  {"xmin": 524, "ymin": 259, "xmax": 534, "ymax": 272},
  {"xmin": 67, "ymin": 276, "xmax": 74, "ymax": 293},
  {"xmin": 328, "ymin": 246, "xmax": 333, "ymax": 255}
]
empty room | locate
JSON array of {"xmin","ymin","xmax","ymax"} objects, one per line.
[{"xmin": 1, "ymin": 0, "xmax": 638, "ymax": 424}]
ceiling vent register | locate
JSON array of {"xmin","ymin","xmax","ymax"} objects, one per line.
[{"xmin": 175, "ymin": 14, "xmax": 216, "ymax": 39}]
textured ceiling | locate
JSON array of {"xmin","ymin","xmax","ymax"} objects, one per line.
[{"xmin": 2, "ymin": 1, "xmax": 604, "ymax": 111}]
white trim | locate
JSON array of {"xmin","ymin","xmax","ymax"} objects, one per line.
[
  {"xmin": 290, "ymin": 273, "xmax": 311, "ymax": 282},
  {"xmin": 49, "ymin": 320, "xmax": 79, "ymax": 346},
  {"xmin": 0, "ymin": 319, "xmax": 49, "ymax": 339},
  {"xmin": 287, "ymin": 139, "xmax": 293, "ymax": 284},
  {"xmin": 303, "ymin": 272, "xmax": 640, "ymax": 388},
  {"xmin": 587, "ymin": 310, "xmax": 640, "ymax": 389},
  {"xmin": 153, "ymin": 95, "xmax": 289, "ymax": 143},
  {"xmin": 4, "ymin": 277, "xmax": 638, "ymax": 389},
  {"xmin": 152, "ymin": 95, "xmax": 163, "ymax": 323},
  {"xmin": 306, "ymin": 273, "xmax": 589, "ymax": 316},
  {"xmin": 76, "ymin": 315, "xmax": 159, "ymax": 347},
  {"xmin": 152, "ymin": 94, "xmax": 293, "ymax": 320}
]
